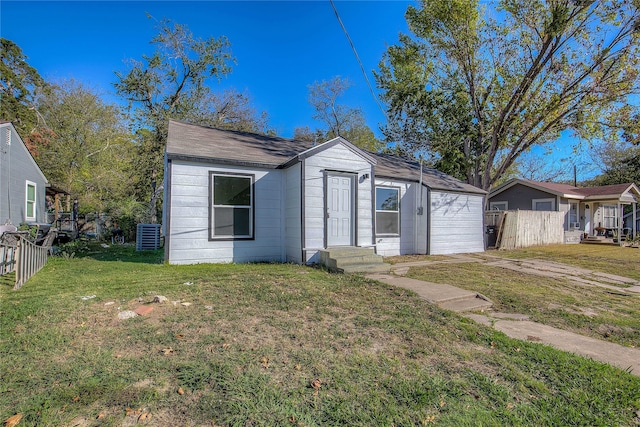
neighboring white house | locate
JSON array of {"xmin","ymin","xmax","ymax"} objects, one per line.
[
  {"xmin": 163, "ymin": 120, "xmax": 486, "ymax": 265},
  {"xmin": 0, "ymin": 122, "xmax": 49, "ymax": 225}
]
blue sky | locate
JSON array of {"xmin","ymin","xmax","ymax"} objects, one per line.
[{"xmin": 1, "ymin": 0, "xmax": 413, "ymax": 138}]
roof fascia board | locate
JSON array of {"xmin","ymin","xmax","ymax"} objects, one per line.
[
  {"xmin": 167, "ymin": 153, "xmax": 280, "ymax": 169},
  {"xmin": 374, "ymin": 174, "xmax": 487, "ymax": 195},
  {"xmin": 584, "ymin": 194, "xmax": 637, "ymax": 203}
]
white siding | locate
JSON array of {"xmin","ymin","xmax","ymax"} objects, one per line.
[
  {"xmin": 303, "ymin": 144, "xmax": 374, "ymax": 263},
  {"xmin": 429, "ymin": 191, "xmax": 485, "ymax": 255},
  {"xmin": 284, "ymin": 163, "xmax": 302, "ymax": 263},
  {"xmin": 166, "ymin": 160, "xmax": 284, "ymax": 264},
  {"xmin": 374, "ymin": 179, "xmax": 426, "ymax": 257}
]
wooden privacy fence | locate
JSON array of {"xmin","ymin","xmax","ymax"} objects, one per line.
[
  {"xmin": 0, "ymin": 232, "xmax": 52, "ymax": 290},
  {"xmin": 486, "ymin": 210, "xmax": 565, "ymax": 250}
]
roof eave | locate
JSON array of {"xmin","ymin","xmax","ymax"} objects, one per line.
[
  {"xmin": 166, "ymin": 153, "xmax": 280, "ymax": 169},
  {"xmin": 374, "ymin": 173, "xmax": 487, "ymax": 195}
]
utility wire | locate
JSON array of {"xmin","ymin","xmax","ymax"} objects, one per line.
[{"xmin": 329, "ymin": 0, "xmax": 388, "ymax": 120}]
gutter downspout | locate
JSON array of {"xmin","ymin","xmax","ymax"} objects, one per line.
[
  {"xmin": 414, "ymin": 157, "xmax": 423, "ymax": 254},
  {"xmin": 426, "ymin": 187, "xmax": 431, "ymax": 255}
]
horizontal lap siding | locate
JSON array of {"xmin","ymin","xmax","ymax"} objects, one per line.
[
  {"xmin": 284, "ymin": 164, "xmax": 302, "ymax": 264},
  {"xmin": 1, "ymin": 126, "xmax": 48, "ymax": 224},
  {"xmin": 167, "ymin": 161, "xmax": 284, "ymax": 264},
  {"xmin": 374, "ymin": 180, "xmax": 418, "ymax": 257},
  {"xmin": 430, "ymin": 191, "xmax": 485, "ymax": 255},
  {"xmin": 303, "ymin": 144, "xmax": 373, "ymax": 263}
]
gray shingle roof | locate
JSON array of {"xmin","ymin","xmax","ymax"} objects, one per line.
[{"xmin": 166, "ymin": 119, "xmax": 486, "ymax": 195}]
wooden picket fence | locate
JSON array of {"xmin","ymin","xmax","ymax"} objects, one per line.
[
  {"xmin": 0, "ymin": 233, "xmax": 52, "ymax": 290},
  {"xmin": 485, "ymin": 210, "xmax": 565, "ymax": 250}
]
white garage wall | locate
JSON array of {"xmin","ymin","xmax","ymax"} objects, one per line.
[{"xmin": 429, "ymin": 191, "xmax": 485, "ymax": 255}]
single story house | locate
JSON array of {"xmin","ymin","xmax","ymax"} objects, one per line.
[
  {"xmin": 487, "ymin": 179, "xmax": 639, "ymax": 240},
  {"xmin": 0, "ymin": 122, "xmax": 49, "ymax": 226},
  {"xmin": 163, "ymin": 119, "xmax": 486, "ymax": 265}
]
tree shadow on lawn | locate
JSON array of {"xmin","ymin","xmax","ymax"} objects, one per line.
[
  {"xmin": 73, "ymin": 243, "xmax": 164, "ymax": 264},
  {"xmin": 0, "ymin": 272, "xmax": 15, "ymax": 288}
]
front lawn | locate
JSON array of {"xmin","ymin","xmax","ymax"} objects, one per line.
[
  {"xmin": 401, "ymin": 245, "xmax": 640, "ymax": 348},
  {"xmin": 1, "ymin": 244, "xmax": 639, "ymax": 426}
]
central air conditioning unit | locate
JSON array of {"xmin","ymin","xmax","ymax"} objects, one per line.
[{"xmin": 571, "ymin": 222, "xmax": 581, "ymax": 229}]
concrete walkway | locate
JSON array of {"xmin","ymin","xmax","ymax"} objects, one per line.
[
  {"xmin": 466, "ymin": 313, "xmax": 640, "ymax": 375},
  {"xmin": 366, "ymin": 255, "xmax": 640, "ymax": 376}
]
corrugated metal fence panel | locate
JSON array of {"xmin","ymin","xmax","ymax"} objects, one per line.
[
  {"xmin": 498, "ymin": 210, "xmax": 565, "ymax": 250},
  {"xmin": 136, "ymin": 224, "xmax": 161, "ymax": 251}
]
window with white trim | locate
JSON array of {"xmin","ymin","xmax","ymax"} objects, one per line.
[
  {"xmin": 569, "ymin": 202, "xmax": 579, "ymax": 225},
  {"xmin": 375, "ymin": 186, "xmax": 400, "ymax": 236},
  {"xmin": 490, "ymin": 201, "xmax": 508, "ymax": 211},
  {"xmin": 25, "ymin": 181, "xmax": 36, "ymax": 221},
  {"xmin": 532, "ymin": 198, "xmax": 555, "ymax": 211},
  {"xmin": 602, "ymin": 205, "xmax": 618, "ymax": 229},
  {"xmin": 209, "ymin": 173, "xmax": 254, "ymax": 239}
]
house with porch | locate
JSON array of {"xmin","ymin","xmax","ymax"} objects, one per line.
[
  {"xmin": 487, "ymin": 179, "xmax": 639, "ymax": 243},
  {"xmin": 163, "ymin": 120, "xmax": 487, "ymax": 268}
]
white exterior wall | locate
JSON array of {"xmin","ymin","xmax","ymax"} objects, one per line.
[
  {"xmin": 166, "ymin": 160, "xmax": 284, "ymax": 264},
  {"xmin": 429, "ymin": 191, "xmax": 485, "ymax": 255},
  {"xmin": 284, "ymin": 163, "xmax": 302, "ymax": 263},
  {"xmin": 374, "ymin": 179, "xmax": 429, "ymax": 257},
  {"xmin": 303, "ymin": 144, "xmax": 374, "ymax": 263}
]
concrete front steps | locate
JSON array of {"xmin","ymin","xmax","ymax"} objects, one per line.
[{"xmin": 319, "ymin": 247, "xmax": 391, "ymax": 274}]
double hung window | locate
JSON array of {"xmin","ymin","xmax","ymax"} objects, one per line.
[
  {"xmin": 375, "ymin": 186, "xmax": 400, "ymax": 236},
  {"xmin": 210, "ymin": 173, "xmax": 254, "ymax": 239},
  {"xmin": 26, "ymin": 181, "xmax": 36, "ymax": 221},
  {"xmin": 602, "ymin": 205, "xmax": 618, "ymax": 229}
]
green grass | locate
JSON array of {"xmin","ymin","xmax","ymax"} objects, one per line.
[
  {"xmin": 489, "ymin": 244, "xmax": 640, "ymax": 281},
  {"xmin": 1, "ymin": 244, "xmax": 639, "ymax": 426},
  {"xmin": 401, "ymin": 245, "xmax": 640, "ymax": 348}
]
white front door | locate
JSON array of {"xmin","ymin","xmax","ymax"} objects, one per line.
[
  {"xmin": 327, "ymin": 174, "xmax": 354, "ymax": 246},
  {"xmin": 584, "ymin": 205, "xmax": 591, "ymax": 235}
]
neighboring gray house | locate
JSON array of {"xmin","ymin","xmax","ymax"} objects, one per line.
[
  {"xmin": 163, "ymin": 120, "xmax": 486, "ymax": 265},
  {"xmin": 0, "ymin": 122, "xmax": 49, "ymax": 225},
  {"xmin": 488, "ymin": 179, "xmax": 639, "ymax": 240}
]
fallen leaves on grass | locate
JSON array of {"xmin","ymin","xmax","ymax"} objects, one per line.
[
  {"xmin": 261, "ymin": 357, "xmax": 270, "ymax": 368},
  {"xmin": 161, "ymin": 347, "xmax": 175, "ymax": 355},
  {"xmin": 138, "ymin": 412, "xmax": 152, "ymax": 421},
  {"xmin": 4, "ymin": 413, "xmax": 22, "ymax": 427},
  {"xmin": 311, "ymin": 378, "xmax": 323, "ymax": 396},
  {"xmin": 177, "ymin": 387, "xmax": 185, "ymax": 395}
]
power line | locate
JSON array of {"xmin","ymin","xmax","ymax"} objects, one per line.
[{"xmin": 328, "ymin": 0, "xmax": 388, "ymax": 120}]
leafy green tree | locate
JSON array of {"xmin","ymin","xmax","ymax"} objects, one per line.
[
  {"xmin": 35, "ymin": 80, "xmax": 133, "ymax": 213},
  {"xmin": 591, "ymin": 141, "xmax": 640, "ymax": 185},
  {"xmin": 0, "ymin": 38, "xmax": 52, "ymax": 154},
  {"xmin": 114, "ymin": 18, "xmax": 235, "ymax": 222},
  {"xmin": 308, "ymin": 76, "xmax": 383, "ymax": 151},
  {"xmin": 376, "ymin": 0, "xmax": 640, "ymax": 190}
]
